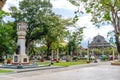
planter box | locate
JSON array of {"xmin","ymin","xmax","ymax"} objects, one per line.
[
  {"xmin": 40, "ymin": 59, "xmax": 44, "ymax": 62},
  {"xmin": 111, "ymin": 61, "xmax": 120, "ymax": 66},
  {"xmin": 7, "ymin": 60, "xmax": 11, "ymax": 64},
  {"xmin": 56, "ymin": 60, "xmax": 59, "ymax": 63},
  {"xmin": 87, "ymin": 61, "xmax": 90, "ymax": 63}
]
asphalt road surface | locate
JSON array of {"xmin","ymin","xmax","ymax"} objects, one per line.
[{"xmin": 0, "ymin": 62, "xmax": 120, "ymax": 80}]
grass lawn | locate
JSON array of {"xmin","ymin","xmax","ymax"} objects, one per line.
[
  {"xmin": 0, "ymin": 70, "xmax": 13, "ymax": 73},
  {"xmin": 37, "ymin": 60, "xmax": 87, "ymax": 67}
]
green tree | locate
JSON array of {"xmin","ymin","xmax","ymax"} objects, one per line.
[
  {"xmin": 0, "ymin": 22, "xmax": 15, "ymax": 58},
  {"xmin": 0, "ymin": 10, "xmax": 9, "ymax": 23},
  {"xmin": 104, "ymin": 48, "xmax": 112, "ymax": 55},
  {"xmin": 67, "ymin": 27, "xmax": 83, "ymax": 55},
  {"xmin": 69, "ymin": 0, "xmax": 120, "ymax": 58},
  {"xmin": 81, "ymin": 50, "xmax": 87, "ymax": 56},
  {"xmin": 0, "ymin": 10, "xmax": 15, "ymax": 59},
  {"xmin": 94, "ymin": 49, "xmax": 102, "ymax": 56},
  {"xmin": 10, "ymin": 0, "xmax": 52, "ymax": 55},
  {"xmin": 40, "ymin": 14, "xmax": 70, "ymax": 59}
]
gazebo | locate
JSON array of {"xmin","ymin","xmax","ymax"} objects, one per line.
[{"xmin": 88, "ymin": 35, "xmax": 111, "ymax": 49}]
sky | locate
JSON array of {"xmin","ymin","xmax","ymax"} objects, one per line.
[{"xmin": 2, "ymin": 0, "xmax": 114, "ymax": 48}]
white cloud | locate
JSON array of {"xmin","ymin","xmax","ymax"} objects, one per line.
[
  {"xmin": 51, "ymin": 0, "xmax": 77, "ymax": 11},
  {"xmin": 76, "ymin": 14, "xmax": 114, "ymax": 40},
  {"xmin": 76, "ymin": 14, "xmax": 93, "ymax": 27},
  {"xmin": 4, "ymin": 0, "xmax": 77, "ymax": 11},
  {"xmin": 2, "ymin": 0, "xmax": 22, "ymax": 12}
]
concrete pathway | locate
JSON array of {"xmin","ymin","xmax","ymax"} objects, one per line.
[{"xmin": 0, "ymin": 61, "xmax": 120, "ymax": 80}]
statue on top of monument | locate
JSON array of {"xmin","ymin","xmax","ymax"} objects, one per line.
[
  {"xmin": 16, "ymin": 45, "xmax": 20, "ymax": 54},
  {"xmin": 17, "ymin": 22, "xmax": 27, "ymax": 31}
]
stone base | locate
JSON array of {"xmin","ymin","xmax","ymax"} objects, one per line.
[
  {"xmin": 12, "ymin": 62, "xmax": 29, "ymax": 65},
  {"xmin": 20, "ymin": 55, "xmax": 29, "ymax": 63},
  {"xmin": 12, "ymin": 54, "xmax": 29, "ymax": 65},
  {"xmin": 1, "ymin": 63, "xmax": 39, "ymax": 69}
]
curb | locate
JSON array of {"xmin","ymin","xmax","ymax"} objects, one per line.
[{"xmin": 16, "ymin": 66, "xmax": 64, "ymax": 73}]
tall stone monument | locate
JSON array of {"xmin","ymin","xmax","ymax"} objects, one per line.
[{"xmin": 12, "ymin": 22, "xmax": 29, "ymax": 65}]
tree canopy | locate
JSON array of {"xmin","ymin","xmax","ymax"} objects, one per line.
[{"xmin": 0, "ymin": 21, "xmax": 15, "ymax": 58}]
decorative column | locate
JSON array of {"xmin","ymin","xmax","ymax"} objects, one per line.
[
  {"xmin": 12, "ymin": 22, "xmax": 29, "ymax": 65},
  {"xmin": 87, "ymin": 41, "xmax": 90, "ymax": 63},
  {"xmin": 109, "ymin": 37, "xmax": 115, "ymax": 61},
  {"xmin": 56, "ymin": 49, "xmax": 59, "ymax": 62},
  {"xmin": 50, "ymin": 50, "xmax": 54, "ymax": 65},
  {"xmin": 51, "ymin": 50, "xmax": 54, "ymax": 61}
]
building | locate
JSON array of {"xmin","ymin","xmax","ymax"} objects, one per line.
[{"xmin": 88, "ymin": 35, "xmax": 111, "ymax": 49}]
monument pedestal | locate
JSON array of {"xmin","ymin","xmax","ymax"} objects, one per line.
[
  {"xmin": 20, "ymin": 54, "xmax": 29, "ymax": 64},
  {"xmin": 12, "ymin": 54, "xmax": 29, "ymax": 65},
  {"xmin": 12, "ymin": 54, "xmax": 19, "ymax": 65}
]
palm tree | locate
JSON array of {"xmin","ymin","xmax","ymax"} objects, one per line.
[{"xmin": 0, "ymin": 0, "xmax": 7, "ymax": 9}]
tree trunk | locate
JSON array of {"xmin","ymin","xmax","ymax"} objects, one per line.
[
  {"xmin": 26, "ymin": 40, "xmax": 31, "ymax": 56},
  {"xmin": 115, "ymin": 33, "xmax": 120, "ymax": 60},
  {"xmin": 116, "ymin": 40, "xmax": 120, "ymax": 53},
  {"xmin": 0, "ymin": 0, "xmax": 6, "ymax": 9},
  {"xmin": 46, "ymin": 44, "xmax": 50, "ymax": 60}
]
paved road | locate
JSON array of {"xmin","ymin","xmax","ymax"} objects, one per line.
[{"xmin": 0, "ymin": 62, "xmax": 120, "ymax": 80}]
